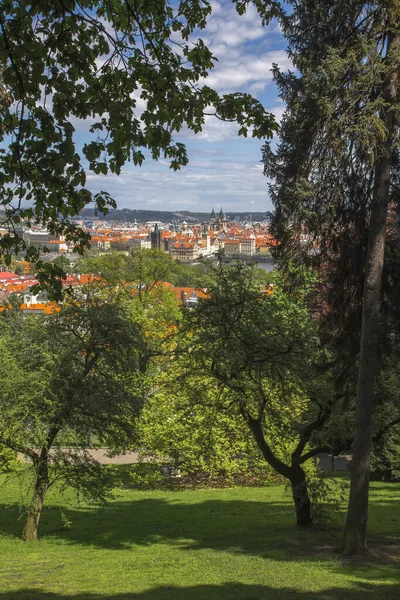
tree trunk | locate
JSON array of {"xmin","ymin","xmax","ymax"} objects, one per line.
[
  {"xmin": 22, "ymin": 459, "xmax": 49, "ymax": 541},
  {"xmin": 243, "ymin": 411, "xmax": 313, "ymax": 526},
  {"xmin": 290, "ymin": 467, "xmax": 313, "ymax": 527},
  {"xmin": 342, "ymin": 155, "xmax": 390, "ymax": 554},
  {"xmin": 342, "ymin": 26, "xmax": 400, "ymax": 555}
]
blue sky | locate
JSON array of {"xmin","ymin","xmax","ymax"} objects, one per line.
[{"xmin": 86, "ymin": 1, "xmax": 289, "ymax": 214}]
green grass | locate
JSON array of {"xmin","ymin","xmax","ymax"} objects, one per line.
[{"xmin": 0, "ymin": 475, "xmax": 399, "ymax": 600}]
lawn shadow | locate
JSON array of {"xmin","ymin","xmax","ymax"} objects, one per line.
[
  {"xmin": 1, "ymin": 581, "xmax": 400, "ymax": 600},
  {"xmin": 0, "ymin": 496, "xmax": 340, "ymax": 558},
  {"xmin": 0, "ymin": 492, "xmax": 399, "ymax": 566}
]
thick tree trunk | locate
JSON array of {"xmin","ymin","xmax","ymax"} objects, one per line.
[
  {"xmin": 342, "ymin": 27, "xmax": 399, "ymax": 555},
  {"xmin": 243, "ymin": 411, "xmax": 313, "ymax": 526},
  {"xmin": 342, "ymin": 156, "xmax": 390, "ymax": 554},
  {"xmin": 22, "ymin": 459, "xmax": 49, "ymax": 541},
  {"xmin": 290, "ymin": 468, "xmax": 313, "ymax": 527}
]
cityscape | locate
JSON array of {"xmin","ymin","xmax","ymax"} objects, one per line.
[
  {"xmin": 0, "ymin": 0, "xmax": 398, "ymax": 597},
  {"xmin": 0, "ymin": 207, "xmax": 277, "ymax": 311}
]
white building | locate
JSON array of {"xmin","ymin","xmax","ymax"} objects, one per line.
[
  {"xmin": 170, "ymin": 242, "xmax": 202, "ymax": 262},
  {"xmin": 129, "ymin": 237, "xmax": 151, "ymax": 251},
  {"xmin": 240, "ymin": 235, "xmax": 256, "ymax": 256}
]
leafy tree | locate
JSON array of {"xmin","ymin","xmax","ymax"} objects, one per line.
[
  {"xmin": 0, "ymin": 0, "xmax": 278, "ymax": 280},
  {"xmin": 263, "ymin": 0, "xmax": 400, "ymax": 553},
  {"xmin": 52, "ymin": 254, "xmax": 71, "ymax": 273},
  {"xmin": 168, "ymin": 260, "xmax": 216, "ymax": 289},
  {"xmin": 0, "ymin": 292, "xmax": 144, "ymax": 541},
  {"xmin": 138, "ymin": 361, "xmax": 278, "ymax": 484},
  {"xmin": 0, "ymin": 255, "xmax": 25, "ymax": 275},
  {"xmin": 370, "ymin": 352, "xmax": 400, "ymax": 482},
  {"xmin": 186, "ymin": 264, "xmax": 344, "ymax": 527},
  {"xmin": 371, "ymin": 427, "xmax": 400, "ymax": 482},
  {"xmin": 14, "ymin": 262, "xmax": 25, "ymax": 276},
  {"xmin": 76, "ymin": 250, "xmax": 183, "ymax": 379},
  {"xmin": 79, "ymin": 249, "xmax": 175, "ymax": 290}
]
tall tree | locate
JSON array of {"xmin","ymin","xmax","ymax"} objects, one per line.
[
  {"xmin": 263, "ymin": 0, "xmax": 400, "ymax": 552},
  {"xmin": 0, "ymin": 0, "xmax": 278, "ymax": 283},
  {"xmin": 76, "ymin": 250, "xmax": 183, "ymax": 383}
]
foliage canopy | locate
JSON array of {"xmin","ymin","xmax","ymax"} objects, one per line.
[{"xmin": 0, "ymin": 0, "xmax": 278, "ymax": 277}]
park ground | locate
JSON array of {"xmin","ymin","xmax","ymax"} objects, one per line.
[{"xmin": 0, "ymin": 472, "xmax": 399, "ymax": 600}]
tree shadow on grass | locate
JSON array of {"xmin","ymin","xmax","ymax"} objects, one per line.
[
  {"xmin": 1, "ymin": 581, "xmax": 400, "ymax": 600},
  {"xmin": 0, "ymin": 494, "xmax": 399, "ymax": 564},
  {"xmin": 0, "ymin": 497, "xmax": 340, "ymax": 557}
]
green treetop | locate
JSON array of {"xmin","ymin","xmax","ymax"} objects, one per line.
[{"xmin": 0, "ymin": 0, "xmax": 279, "ymax": 279}]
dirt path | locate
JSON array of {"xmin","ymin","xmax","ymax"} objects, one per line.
[
  {"xmin": 20, "ymin": 449, "xmax": 351, "ymax": 468},
  {"xmin": 83, "ymin": 448, "xmax": 142, "ymax": 464},
  {"xmin": 19, "ymin": 448, "xmax": 146, "ymax": 465}
]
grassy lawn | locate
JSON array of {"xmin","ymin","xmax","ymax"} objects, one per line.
[{"xmin": 0, "ymin": 474, "xmax": 399, "ymax": 600}]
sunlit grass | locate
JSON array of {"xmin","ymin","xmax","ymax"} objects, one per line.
[{"xmin": 0, "ymin": 473, "xmax": 399, "ymax": 600}]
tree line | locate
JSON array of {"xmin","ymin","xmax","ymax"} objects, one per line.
[{"xmin": 0, "ymin": 251, "xmax": 398, "ymax": 544}]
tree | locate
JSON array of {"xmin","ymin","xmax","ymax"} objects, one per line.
[
  {"xmin": 370, "ymin": 347, "xmax": 400, "ymax": 482},
  {"xmin": 186, "ymin": 264, "xmax": 345, "ymax": 527},
  {"xmin": 138, "ymin": 359, "xmax": 278, "ymax": 484},
  {"xmin": 76, "ymin": 249, "xmax": 183, "ymax": 379},
  {"xmin": 0, "ymin": 291, "xmax": 144, "ymax": 541},
  {"xmin": 79, "ymin": 249, "xmax": 219, "ymax": 290},
  {"xmin": 52, "ymin": 254, "xmax": 71, "ymax": 274},
  {"xmin": 263, "ymin": 0, "xmax": 400, "ymax": 553},
  {"xmin": 0, "ymin": 0, "xmax": 278, "ymax": 282},
  {"xmin": 78, "ymin": 249, "xmax": 175, "ymax": 288},
  {"xmin": 14, "ymin": 262, "xmax": 24, "ymax": 275}
]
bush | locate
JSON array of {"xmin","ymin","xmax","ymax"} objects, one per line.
[{"xmin": 371, "ymin": 428, "xmax": 400, "ymax": 482}]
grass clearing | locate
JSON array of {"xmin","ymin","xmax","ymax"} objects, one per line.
[{"xmin": 0, "ymin": 474, "xmax": 399, "ymax": 600}]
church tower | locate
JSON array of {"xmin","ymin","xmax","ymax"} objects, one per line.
[
  {"xmin": 210, "ymin": 207, "xmax": 227, "ymax": 232},
  {"xmin": 210, "ymin": 207, "xmax": 217, "ymax": 232}
]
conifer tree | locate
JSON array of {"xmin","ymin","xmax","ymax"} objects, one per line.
[{"xmin": 263, "ymin": 0, "xmax": 400, "ymax": 553}]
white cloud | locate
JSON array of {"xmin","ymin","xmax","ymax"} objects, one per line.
[
  {"xmin": 204, "ymin": 1, "xmax": 270, "ymax": 48},
  {"xmin": 270, "ymin": 103, "xmax": 286, "ymax": 124},
  {"xmin": 81, "ymin": 0, "xmax": 286, "ymax": 213},
  {"xmin": 86, "ymin": 154, "xmax": 271, "ymax": 213},
  {"xmin": 176, "ymin": 97, "xmax": 285, "ymax": 144},
  {"xmin": 182, "ymin": 114, "xmax": 239, "ymax": 143},
  {"xmin": 190, "ymin": 1, "xmax": 290, "ymax": 95},
  {"xmin": 203, "ymin": 50, "xmax": 290, "ymax": 93}
]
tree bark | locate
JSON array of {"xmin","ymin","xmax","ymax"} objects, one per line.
[
  {"xmin": 341, "ymin": 157, "xmax": 389, "ymax": 552},
  {"xmin": 342, "ymin": 25, "xmax": 400, "ymax": 555},
  {"xmin": 22, "ymin": 456, "xmax": 49, "ymax": 541},
  {"xmin": 243, "ymin": 411, "xmax": 313, "ymax": 526},
  {"xmin": 290, "ymin": 467, "xmax": 313, "ymax": 527}
]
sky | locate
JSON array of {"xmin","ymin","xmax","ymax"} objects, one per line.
[{"xmin": 86, "ymin": 1, "xmax": 289, "ymax": 215}]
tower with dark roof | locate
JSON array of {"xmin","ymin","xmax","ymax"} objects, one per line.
[{"xmin": 150, "ymin": 223, "xmax": 162, "ymax": 250}]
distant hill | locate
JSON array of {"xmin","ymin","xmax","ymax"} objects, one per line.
[{"xmin": 78, "ymin": 208, "xmax": 268, "ymax": 223}]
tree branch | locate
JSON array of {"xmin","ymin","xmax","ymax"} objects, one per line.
[{"xmin": 0, "ymin": 436, "xmax": 39, "ymax": 463}]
